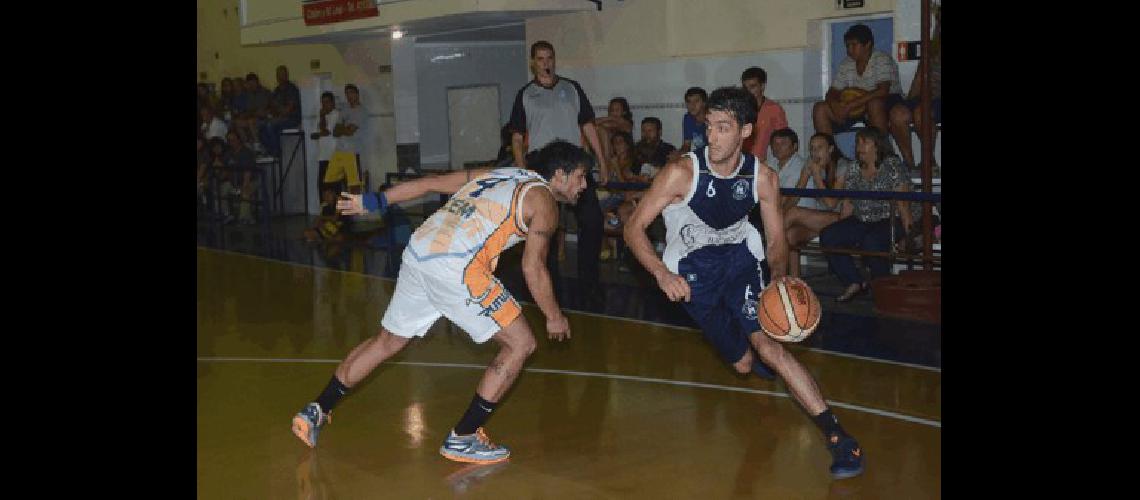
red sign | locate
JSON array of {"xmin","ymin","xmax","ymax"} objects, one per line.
[{"xmin": 302, "ymin": 0, "xmax": 379, "ymax": 26}]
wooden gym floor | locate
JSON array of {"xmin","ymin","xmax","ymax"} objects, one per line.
[{"xmin": 197, "ymin": 248, "xmax": 940, "ymax": 498}]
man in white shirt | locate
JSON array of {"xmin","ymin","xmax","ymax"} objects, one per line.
[
  {"xmin": 766, "ymin": 128, "xmax": 813, "ymax": 214},
  {"xmin": 335, "ymin": 84, "xmax": 366, "ymax": 193},
  {"xmin": 812, "ymin": 24, "xmax": 903, "ymax": 135}
]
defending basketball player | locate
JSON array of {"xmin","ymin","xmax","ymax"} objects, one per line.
[
  {"xmin": 622, "ymin": 87, "xmax": 865, "ymax": 479},
  {"xmin": 291, "ymin": 140, "xmax": 592, "ymax": 465}
]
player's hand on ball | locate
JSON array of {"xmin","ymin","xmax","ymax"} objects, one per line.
[
  {"xmin": 776, "ymin": 275, "xmax": 808, "ymax": 288},
  {"xmin": 654, "ymin": 270, "xmax": 691, "ymax": 302},
  {"xmin": 546, "ymin": 314, "xmax": 571, "ymax": 341},
  {"xmin": 337, "ymin": 192, "xmax": 365, "ymax": 215}
]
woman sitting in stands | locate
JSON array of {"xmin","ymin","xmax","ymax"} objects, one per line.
[
  {"xmin": 783, "ymin": 132, "xmax": 850, "ymax": 276},
  {"xmin": 819, "ymin": 126, "xmax": 915, "ymax": 302},
  {"xmin": 599, "ymin": 131, "xmax": 638, "ymax": 260},
  {"xmin": 593, "ymin": 97, "xmax": 633, "ymax": 166}
]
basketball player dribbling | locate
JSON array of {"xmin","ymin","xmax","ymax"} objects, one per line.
[
  {"xmin": 291, "ymin": 140, "xmax": 593, "ymax": 465},
  {"xmin": 622, "ymin": 87, "xmax": 865, "ymax": 479}
]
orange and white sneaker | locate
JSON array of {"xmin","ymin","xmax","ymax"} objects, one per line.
[
  {"xmin": 291, "ymin": 402, "xmax": 332, "ymax": 448},
  {"xmin": 439, "ymin": 427, "xmax": 511, "ymax": 464}
]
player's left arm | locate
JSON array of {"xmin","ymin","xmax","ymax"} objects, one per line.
[
  {"xmin": 521, "ymin": 187, "xmax": 570, "ymax": 341},
  {"xmin": 338, "ymin": 168, "xmax": 493, "ymax": 215},
  {"xmin": 756, "ymin": 166, "xmax": 789, "ymax": 282}
]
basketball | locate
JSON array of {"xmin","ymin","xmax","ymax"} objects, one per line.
[
  {"xmin": 839, "ymin": 88, "xmax": 869, "ymax": 119},
  {"xmin": 757, "ymin": 278, "xmax": 822, "ymax": 343}
]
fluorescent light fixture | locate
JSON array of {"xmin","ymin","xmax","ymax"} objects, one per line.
[
  {"xmin": 430, "ymin": 53, "xmax": 465, "ymax": 63},
  {"xmin": 391, "ymin": 29, "xmax": 405, "ymax": 39}
]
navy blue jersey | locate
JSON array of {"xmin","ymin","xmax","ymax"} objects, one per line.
[{"xmin": 661, "ymin": 146, "xmax": 767, "ymax": 276}]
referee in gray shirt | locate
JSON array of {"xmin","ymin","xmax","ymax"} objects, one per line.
[{"xmin": 509, "ymin": 41, "xmax": 610, "ymax": 303}]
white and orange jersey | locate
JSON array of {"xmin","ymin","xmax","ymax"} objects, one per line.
[{"xmin": 405, "ymin": 168, "xmax": 550, "ymax": 274}]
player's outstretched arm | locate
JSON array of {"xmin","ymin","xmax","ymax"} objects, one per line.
[
  {"xmin": 337, "ymin": 168, "xmax": 494, "ymax": 216},
  {"xmin": 623, "ymin": 156, "xmax": 693, "ymax": 302},
  {"xmin": 520, "ymin": 187, "xmax": 570, "ymax": 341}
]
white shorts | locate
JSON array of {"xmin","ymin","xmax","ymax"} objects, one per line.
[{"xmin": 380, "ymin": 252, "xmax": 522, "ymax": 344}]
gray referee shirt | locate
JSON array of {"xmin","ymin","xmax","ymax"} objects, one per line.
[{"xmin": 508, "ymin": 76, "xmax": 595, "ymax": 152}]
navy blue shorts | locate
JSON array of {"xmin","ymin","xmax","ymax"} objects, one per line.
[
  {"xmin": 832, "ymin": 93, "xmax": 906, "ymax": 133},
  {"xmin": 903, "ymin": 97, "xmax": 942, "ymax": 125},
  {"xmin": 679, "ymin": 245, "xmax": 771, "ymax": 366}
]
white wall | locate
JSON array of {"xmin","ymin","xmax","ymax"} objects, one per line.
[
  {"xmin": 560, "ymin": 48, "xmax": 814, "ymax": 157},
  {"xmin": 392, "ymin": 37, "xmax": 420, "ymax": 145},
  {"xmin": 552, "ymin": 2, "xmax": 940, "ymax": 167},
  {"xmin": 414, "ymin": 41, "xmax": 528, "ymax": 167}
]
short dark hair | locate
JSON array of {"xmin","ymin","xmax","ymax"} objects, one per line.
[
  {"xmin": 320, "ymin": 91, "xmax": 335, "ymax": 103},
  {"xmin": 245, "ymin": 73, "xmax": 259, "ymax": 82},
  {"xmin": 706, "ymin": 87, "xmax": 757, "ymax": 128},
  {"xmin": 740, "ymin": 67, "xmax": 767, "ymax": 85},
  {"xmin": 525, "ymin": 140, "xmax": 594, "ymax": 181},
  {"xmin": 684, "ymin": 87, "xmax": 707, "ymax": 102},
  {"xmin": 770, "ymin": 127, "xmax": 798, "ymax": 145},
  {"xmin": 641, "ymin": 117, "xmax": 663, "ymax": 132},
  {"xmin": 344, "ymin": 83, "xmax": 359, "ymax": 93},
  {"xmin": 530, "ymin": 40, "xmax": 555, "ymax": 59},
  {"xmin": 843, "ymin": 24, "xmax": 874, "ymax": 46}
]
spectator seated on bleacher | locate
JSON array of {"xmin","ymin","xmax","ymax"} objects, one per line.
[
  {"xmin": 593, "ymin": 97, "xmax": 633, "ymax": 165},
  {"xmin": 222, "ymin": 130, "xmax": 260, "ymax": 225},
  {"xmin": 259, "ymin": 65, "xmax": 302, "ymax": 158},
  {"xmin": 633, "ymin": 117, "xmax": 676, "ymax": 180},
  {"xmin": 599, "ymin": 131, "xmax": 637, "ymax": 260},
  {"xmin": 819, "ymin": 127, "xmax": 917, "ymax": 302},
  {"xmin": 680, "ymin": 87, "xmax": 708, "ymax": 154},
  {"xmin": 889, "ymin": 3, "xmax": 941, "ymax": 171},
  {"xmin": 204, "ymin": 137, "xmax": 234, "ymax": 223},
  {"xmin": 767, "ymin": 128, "xmax": 809, "ymax": 214},
  {"xmin": 197, "ymin": 83, "xmax": 218, "ymax": 118},
  {"xmin": 228, "ymin": 75, "xmax": 245, "ymax": 123},
  {"xmin": 235, "ymin": 73, "xmax": 272, "ymax": 151},
  {"xmin": 217, "ymin": 78, "xmax": 237, "ymax": 124},
  {"xmin": 783, "ymin": 132, "xmax": 849, "ymax": 276},
  {"xmin": 811, "ymin": 24, "xmax": 903, "ymax": 138}
]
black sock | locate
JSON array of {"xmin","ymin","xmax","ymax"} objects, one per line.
[
  {"xmin": 453, "ymin": 394, "xmax": 498, "ymax": 436},
  {"xmin": 315, "ymin": 375, "xmax": 350, "ymax": 413},
  {"xmin": 812, "ymin": 408, "xmax": 849, "ymax": 440}
]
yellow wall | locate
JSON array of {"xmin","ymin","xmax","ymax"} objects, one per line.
[
  {"xmin": 239, "ymin": 0, "xmax": 592, "ymax": 46},
  {"xmin": 197, "ymin": 0, "xmax": 390, "ymax": 93},
  {"xmin": 526, "ymin": 0, "xmax": 895, "ymax": 68}
]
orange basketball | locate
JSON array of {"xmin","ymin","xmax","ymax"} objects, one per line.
[
  {"xmin": 757, "ymin": 278, "xmax": 822, "ymax": 343},
  {"xmin": 839, "ymin": 88, "xmax": 869, "ymax": 119}
]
